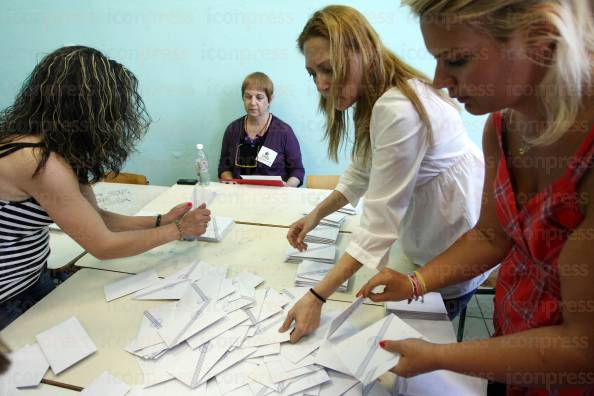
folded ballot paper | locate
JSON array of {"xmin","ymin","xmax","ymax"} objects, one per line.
[
  {"xmin": 316, "ymin": 297, "xmax": 426, "ymax": 387},
  {"xmin": 385, "ymin": 292, "xmax": 449, "ymax": 321},
  {"xmin": 304, "ymin": 225, "xmax": 340, "ymax": 245},
  {"xmin": 190, "ymin": 186, "xmax": 234, "ymax": 242},
  {"xmin": 295, "ymin": 260, "xmax": 348, "ymax": 292},
  {"xmin": 197, "ymin": 216, "xmax": 234, "ymax": 243},
  {"xmin": 286, "ymin": 243, "xmax": 336, "ymax": 264}
]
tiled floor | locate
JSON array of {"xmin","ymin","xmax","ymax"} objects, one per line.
[{"xmin": 451, "ymin": 293, "xmax": 495, "ymax": 341}]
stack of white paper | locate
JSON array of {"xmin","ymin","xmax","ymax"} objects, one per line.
[
  {"xmin": 314, "ymin": 197, "xmax": 363, "ymax": 216},
  {"xmin": 295, "ymin": 260, "xmax": 348, "ymax": 292},
  {"xmin": 304, "ymin": 225, "xmax": 339, "ymax": 245},
  {"xmin": 303, "ymin": 207, "xmax": 346, "ymax": 229},
  {"xmin": 286, "ymin": 244, "xmax": 336, "ymax": 264},
  {"xmin": 385, "ymin": 292, "xmax": 449, "ymax": 321}
]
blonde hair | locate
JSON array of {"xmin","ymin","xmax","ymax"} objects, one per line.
[
  {"xmin": 241, "ymin": 72, "xmax": 274, "ymax": 102},
  {"xmin": 404, "ymin": 0, "xmax": 594, "ymax": 146},
  {"xmin": 298, "ymin": 5, "xmax": 439, "ymax": 162}
]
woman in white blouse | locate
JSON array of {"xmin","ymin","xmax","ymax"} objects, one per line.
[{"xmin": 281, "ymin": 5, "xmax": 488, "ymax": 343}]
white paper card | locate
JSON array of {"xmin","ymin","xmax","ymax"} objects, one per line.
[
  {"xmin": 5, "ymin": 343, "xmax": 49, "ymax": 388},
  {"xmin": 36, "ymin": 316, "xmax": 97, "ymax": 375},
  {"xmin": 80, "ymin": 372, "xmax": 130, "ymax": 396}
]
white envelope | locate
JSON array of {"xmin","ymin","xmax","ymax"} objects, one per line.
[
  {"xmin": 200, "ymin": 347, "xmax": 257, "ymax": 384},
  {"xmin": 4, "ymin": 343, "xmax": 49, "ymax": 388},
  {"xmin": 233, "ymin": 272, "xmax": 264, "ymax": 289},
  {"xmin": 280, "ymin": 369, "xmax": 329, "ymax": 396},
  {"xmin": 319, "ymin": 370, "xmax": 359, "ymax": 396},
  {"xmin": 135, "ymin": 341, "xmax": 189, "ymax": 388},
  {"xmin": 158, "ymin": 296, "xmax": 225, "ymax": 348},
  {"xmin": 338, "ymin": 314, "xmax": 425, "ymax": 386},
  {"xmin": 80, "ymin": 372, "xmax": 130, "ymax": 396},
  {"xmin": 133, "ymin": 278, "xmax": 191, "ymax": 300},
  {"xmin": 104, "ymin": 270, "xmax": 160, "ymax": 302},
  {"xmin": 242, "ymin": 331, "xmax": 290, "ymax": 348},
  {"xmin": 395, "ymin": 369, "xmax": 486, "ymax": 396},
  {"xmin": 266, "ymin": 357, "xmax": 322, "ymax": 384},
  {"xmin": 249, "ymin": 343, "xmax": 280, "ymax": 359},
  {"xmin": 186, "ymin": 309, "xmax": 249, "ymax": 350},
  {"xmin": 35, "ymin": 316, "xmax": 97, "ymax": 375},
  {"xmin": 168, "ymin": 324, "xmax": 244, "ymax": 389},
  {"xmin": 248, "ymin": 364, "xmax": 281, "ymax": 393},
  {"xmin": 215, "ymin": 361, "xmax": 254, "ymax": 395}
]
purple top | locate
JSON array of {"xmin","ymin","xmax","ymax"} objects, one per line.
[{"xmin": 218, "ymin": 115, "xmax": 305, "ymax": 186}]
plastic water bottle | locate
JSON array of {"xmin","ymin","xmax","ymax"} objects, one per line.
[{"xmin": 195, "ymin": 144, "xmax": 210, "ymax": 186}]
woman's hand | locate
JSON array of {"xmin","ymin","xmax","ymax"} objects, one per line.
[
  {"xmin": 380, "ymin": 338, "xmax": 441, "ymax": 377},
  {"xmin": 357, "ymin": 268, "xmax": 412, "ymax": 303},
  {"xmin": 287, "ymin": 212, "xmax": 321, "ymax": 251},
  {"xmin": 179, "ymin": 203, "xmax": 211, "ymax": 238},
  {"xmin": 278, "ymin": 292, "xmax": 323, "ymax": 343},
  {"xmin": 162, "ymin": 202, "xmax": 193, "ymax": 225}
]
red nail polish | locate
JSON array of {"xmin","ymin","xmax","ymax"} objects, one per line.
[
  {"xmin": 379, "ymin": 341, "xmax": 386, "ymax": 348},
  {"xmin": 186, "ymin": 202, "xmax": 193, "ymax": 207}
]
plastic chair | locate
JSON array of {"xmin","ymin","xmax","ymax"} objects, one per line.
[
  {"xmin": 102, "ymin": 172, "xmax": 149, "ymax": 185},
  {"xmin": 456, "ymin": 268, "xmax": 498, "ymax": 342},
  {"xmin": 306, "ymin": 175, "xmax": 340, "ymax": 190}
]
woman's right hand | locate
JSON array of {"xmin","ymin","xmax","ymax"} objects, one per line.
[
  {"xmin": 279, "ymin": 291, "xmax": 323, "ymax": 343},
  {"xmin": 179, "ymin": 203, "xmax": 211, "ymax": 238},
  {"xmin": 287, "ymin": 212, "xmax": 321, "ymax": 251},
  {"xmin": 357, "ymin": 268, "xmax": 413, "ymax": 303}
]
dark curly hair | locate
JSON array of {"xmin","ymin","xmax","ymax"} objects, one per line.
[{"xmin": 0, "ymin": 46, "xmax": 151, "ymax": 183}]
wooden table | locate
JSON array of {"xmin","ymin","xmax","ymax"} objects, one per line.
[
  {"xmin": 140, "ymin": 183, "xmax": 362, "ymax": 232},
  {"xmin": 74, "ymin": 223, "xmax": 416, "ymax": 305}
]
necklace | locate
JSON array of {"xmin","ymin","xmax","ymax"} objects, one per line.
[
  {"xmin": 508, "ymin": 110, "xmax": 534, "ymax": 156},
  {"xmin": 244, "ymin": 113, "xmax": 271, "ymax": 138}
]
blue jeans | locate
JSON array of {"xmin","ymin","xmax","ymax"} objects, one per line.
[
  {"xmin": 443, "ymin": 289, "xmax": 476, "ymax": 320},
  {"xmin": 0, "ymin": 270, "xmax": 55, "ymax": 331}
]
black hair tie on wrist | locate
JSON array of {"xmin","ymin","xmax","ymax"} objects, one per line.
[
  {"xmin": 155, "ymin": 214, "xmax": 162, "ymax": 227},
  {"xmin": 309, "ymin": 288, "xmax": 326, "ymax": 303}
]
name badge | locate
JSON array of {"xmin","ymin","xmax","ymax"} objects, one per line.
[{"xmin": 256, "ymin": 146, "xmax": 278, "ymax": 167}]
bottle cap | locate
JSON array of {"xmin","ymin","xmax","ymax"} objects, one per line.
[{"xmin": 196, "ymin": 144, "xmax": 204, "ymax": 150}]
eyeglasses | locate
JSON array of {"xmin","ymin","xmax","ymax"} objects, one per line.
[{"xmin": 234, "ymin": 142, "xmax": 259, "ymax": 168}]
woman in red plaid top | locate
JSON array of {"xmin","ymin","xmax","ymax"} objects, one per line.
[{"xmin": 358, "ymin": 1, "xmax": 594, "ymax": 395}]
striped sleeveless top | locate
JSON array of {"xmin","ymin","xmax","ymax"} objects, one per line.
[{"xmin": 0, "ymin": 143, "xmax": 52, "ymax": 303}]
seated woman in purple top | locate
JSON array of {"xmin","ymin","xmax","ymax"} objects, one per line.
[{"xmin": 218, "ymin": 72, "xmax": 305, "ymax": 187}]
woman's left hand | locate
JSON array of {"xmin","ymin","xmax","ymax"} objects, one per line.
[
  {"xmin": 162, "ymin": 202, "xmax": 193, "ymax": 225},
  {"xmin": 380, "ymin": 338, "xmax": 441, "ymax": 377}
]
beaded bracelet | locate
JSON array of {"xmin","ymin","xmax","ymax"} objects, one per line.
[
  {"xmin": 407, "ymin": 272, "xmax": 426, "ymax": 303},
  {"xmin": 172, "ymin": 220, "xmax": 183, "ymax": 240}
]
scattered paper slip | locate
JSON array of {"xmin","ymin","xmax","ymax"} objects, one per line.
[{"xmin": 35, "ymin": 316, "xmax": 97, "ymax": 375}]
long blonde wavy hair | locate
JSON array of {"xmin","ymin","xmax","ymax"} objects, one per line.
[
  {"xmin": 298, "ymin": 5, "xmax": 438, "ymax": 162},
  {"xmin": 403, "ymin": 0, "xmax": 594, "ymax": 146}
]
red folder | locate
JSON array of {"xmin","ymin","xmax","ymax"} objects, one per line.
[{"xmin": 219, "ymin": 178, "xmax": 284, "ymax": 187}]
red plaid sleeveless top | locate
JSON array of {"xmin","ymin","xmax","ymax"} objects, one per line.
[{"xmin": 492, "ymin": 112, "xmax": 594, "ymax": 396}]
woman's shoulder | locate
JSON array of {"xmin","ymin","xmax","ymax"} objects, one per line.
[{"xmin": 270, "ymin": 114, "xmax": 295, "ymax": 134}]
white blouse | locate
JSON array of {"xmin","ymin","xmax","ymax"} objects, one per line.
[{"xmin": 336, "ymin": 80, "xmax": 488, "ymax": 299}]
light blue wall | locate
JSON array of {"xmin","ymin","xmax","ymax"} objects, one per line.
[{"xmin": 0, "ymin": 1, "xmax": 487, "ymax": 186}]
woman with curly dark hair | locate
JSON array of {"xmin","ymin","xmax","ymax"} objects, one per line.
[{"xmin": 0, "ymin": 46, "xmax": 211, "ymax": 330}]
